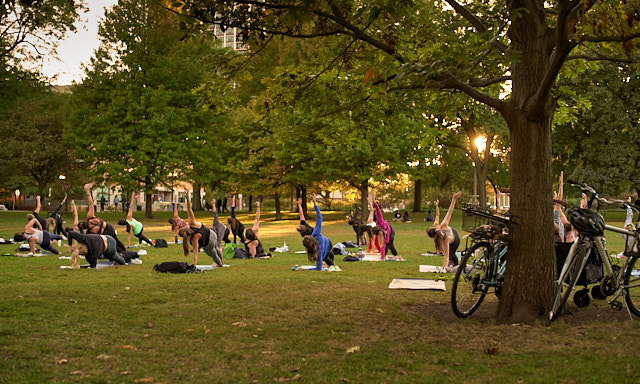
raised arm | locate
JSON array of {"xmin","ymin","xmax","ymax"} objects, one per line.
[
  {"xmin": 84, "ymin": 184, "xmax": 95, "ymax": 218},
  {"xmin": 558, "ymin": 171, "xmax": 564, "ymax": 202},
  {"xmin": 126, "ymin": 191, "xmax": 135, "ymax": 220},
  {"xmin": 297, "ymin": 198, "xmax": 305, "ymax": 221},
  {"xmin": 25, "ymin": 218, "xmax": 41, "ymax": 232},
  {"xmin": 173, "ymin": 194, "xmax": 181, "ymax": 219},
  {"xmin": 311, "ymin": 195, "xmax": 323, "ymax": 236},
  {"xmin": 433, "ymin": 200, "xmax": 440, "ymax": 226},
  {"xmin": 51, "ymin": 193, "xmax": 67, "ymax": 216},
  {"xmin": 440, "ymin": 192, "xmax": 462, "ymax": 228},
  {"xmin": 252, "ymin": 202, "xmax": 261, "ymax": 235}
]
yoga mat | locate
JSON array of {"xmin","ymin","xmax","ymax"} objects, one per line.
[
  {"xmin": 419, "ymin": 265, "xmax": 448, "ymax": 273},
  {"xmin": 388, "ymin": 278, "xmax": 446, "ymax": 291},
  {"xmin": 196, "ymin": 264, "xmax": 231, "ymax": 270}
]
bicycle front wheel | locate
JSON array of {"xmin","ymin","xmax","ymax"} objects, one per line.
[
  {"xmin": 624, "ymin": 256, "xmax": 640, "ymax": 317},
  {"xmin": 452, "ymin": 242, "xmax": 491, "ymax": 318},
  {"xmin": 548, "ymin": 242, "xmax": 588, "ymax": 323}
]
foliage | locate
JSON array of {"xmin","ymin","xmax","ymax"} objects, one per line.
[
  {"xmin": 0, "ymin": 89, "xmax": 75, "ymax": 196},
  {"xmin": 553, "ymin": 62, "xmax": 640, "ymax": 196},
  {"xmin": 67, "ymin": 0, "xmax": 235, "ymax": 217}
]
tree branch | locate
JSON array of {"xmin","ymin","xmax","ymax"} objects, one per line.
[{"xmin": 443, "ymin": 0, "xmax": 508, "ymax": 53}]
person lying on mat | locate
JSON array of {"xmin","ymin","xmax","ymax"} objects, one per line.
[
  {"xmin": 14, "ymin": 217, "xmax": 66, "ymax": 255},
  {"xmin": 427, "ymin": 191, "xmax": 462, "ymax": 272},
  {"xmin": 296, "ymin": 197, "xmax": 314, "ymax": 237},
  {"xmin": 299, "ymin": 195, "xmax": 340, "ymax": 271},
  {"xmin": 243, "ymin": 201, "xmax": 268, "ymax": 258},
  {"xmin": 68, "ymin": 231, "xmax": 126, "ymax": 268},
  {"xmin": 178, "ymin": 190, "xmax": 223, "ymax": 268}
]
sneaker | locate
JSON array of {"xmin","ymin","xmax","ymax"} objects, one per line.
[
  {"xmin": 130, "ymin": 258, "xmax": 143, "ymax": 265},
  {"xmin": 333, "ymin": 265, "xmax": 342, "ymax": 272},
  {"xmin": 327, "ymin": 265, "xmax": 337, "ymax": 272}
]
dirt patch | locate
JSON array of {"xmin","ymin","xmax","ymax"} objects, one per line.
[{"xmin": 406, "ymin": 295, "xmax": 633, "ymax": 325}]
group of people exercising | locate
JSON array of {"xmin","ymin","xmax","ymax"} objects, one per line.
[{"xmin": 14, "ymin": 183, "xmax": 463, "ymax": 272}]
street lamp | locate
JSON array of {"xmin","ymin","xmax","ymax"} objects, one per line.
[{"xmin": 472, "ymin": 135, "xmax": 486, "ymax": 205}]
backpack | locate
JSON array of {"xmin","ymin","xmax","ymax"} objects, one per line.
[
  {"xmin": 154, "ymin": 238, "xmax": 168, "ymax": 248},
  {"xmin": 153, "ymin": 261, "xmax": 200, "ymax": 273}
]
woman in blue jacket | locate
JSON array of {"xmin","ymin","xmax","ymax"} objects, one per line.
[{"xmin": 301, "ymin": 195, "xmax": 340, "ymax": 271}]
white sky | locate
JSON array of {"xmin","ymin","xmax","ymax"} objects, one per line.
[{"xmin": 40, "ymin": 0, "xmax": 118, "ymax": 85}]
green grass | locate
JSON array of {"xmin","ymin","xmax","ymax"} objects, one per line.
[{"xmin": 0, "ymin": 209, "xmax": 638, "ymax": 383}]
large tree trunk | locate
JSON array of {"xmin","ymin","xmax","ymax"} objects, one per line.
[
  {"xmin": 496, "ymin": 11, "xmax": 556, "ymax": 323},
  {"xmin": 360, "ymin": 180, "xmax": 369, "ymax": 223},
  {"xmin": 413, "ymin": 179, "xmax": 423, "ymax": 212},
  {"xmin": 145, "ymin": 191, "xmax": 154, "ymax": 219}
]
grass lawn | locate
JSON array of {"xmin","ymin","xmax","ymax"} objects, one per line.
[{"xmin": 0, "ymin": 208, "xmax": 638, "ymax": 383}]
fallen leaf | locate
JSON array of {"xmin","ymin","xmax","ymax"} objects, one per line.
[
  {"xmin": 69, "ymin": 371, "xmax": 83, "ymax": 376},
  {"xmin": 346, "ymin": 346, "xmax": 360, "ymax": 354},
  {"xmin": 96, "ymin": 354, "xmax": 112, "ymax": 360},
  {"xmin": 121, "ymin": 371, "xmax": 133, "ymax": 375},
  {"xmin": 122, "ymin": 345, "xmax": 138, "ymax": 351},
  {"xmin": 292, "ymin": 373, "xmax": 302, "ymax": 381},
  {"xmin": 261, "ymin": 351, "xmax": 275, "ymax": 355},
  {"xmin": 205, "ymin": 329, "xmax": 211, "ymax": 334},
  {"xmin": 56, "ymin": 359, "xmax": 68, "ymax": 364},
  {"xmin": 232, "ymin": 321, "xmax": 247, "ymax": 327},
  {"xmin": 143, "ymin": 334, "xmax": 149, "ymax": 338},
  {"xmin": 134, "ymin": 378, "xmax": 155, "ymax": 383}
]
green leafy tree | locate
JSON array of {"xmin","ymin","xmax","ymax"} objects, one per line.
[
  {"xmin": 182, "ymin": 0, "xmax": 640, "ymax": 323},
  {"xmin": 68, "ymin": 0, "xmax": 230, "ymax": 218},
  {"xmin": 0, "ymin": 90, "xmax": 75, "ymax": 196},
  {"xmin": 553, "ymin": 63, "xmax": 640, "ymax": 196}
]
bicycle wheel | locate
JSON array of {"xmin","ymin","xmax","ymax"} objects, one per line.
[
  {"xmin": 623, "ymin": 256, "xmax": 640, "ymax": 317},
  {"xmin": 452, "ymin": 241, "xmax": 491, "ymax": 318},
  {"xmin": 548, "ymin": 242, "xmax": 589, "ymax": 322}
]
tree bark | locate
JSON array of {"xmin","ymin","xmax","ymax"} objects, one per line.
[
  {"xmin": 413, "ymin": 179, "xmax": 423, "ymax": 212},
  {"xmin": 144, "ymin": 191, "xmax": 154, "ymax": 219},
  {"xmin": 193, "ymin": 182, "xmax": 203, "ymax": 211},
  {"xmin": 274, "ymin": 191, "xmax": 282, "ymax": 220},
  {"xmin": 496, "ymin": 9, "xmax": 556, "ymax": 323}
]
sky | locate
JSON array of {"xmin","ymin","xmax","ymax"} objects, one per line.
[{"xmin": 40, "ymin": 0, "xmax": 118, "ymax": 85}]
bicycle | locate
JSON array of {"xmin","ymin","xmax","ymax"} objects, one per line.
[
  {"xmin": 451, "ymin": 205, "xmax": 513, "ymax": 318},
  {"xmin": 548, "ymin": 180, "xmax": 640, "ymax": 322}
]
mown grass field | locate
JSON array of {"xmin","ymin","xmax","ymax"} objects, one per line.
[{"xmin": 0, "ymin": 207, "xmax": 638, "ymax": 384}]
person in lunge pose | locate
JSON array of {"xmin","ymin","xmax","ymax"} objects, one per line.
[
  {"xmin": 427, "ymin": 191, "xmax": 462, "ymax": 272},
  {"xmin": 299, "ymin": 195, "xmax": 340, "ymax": 271},
  {"xmin": 118, "ymin": 191, "xmax": 153, "ymax": 247},
  {"xmin": 178, "ymin": 191, "xmax": 223, "ymax": 267}
]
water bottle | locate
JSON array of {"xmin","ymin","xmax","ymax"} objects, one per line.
[{"xmin": 358, "ymin": 247, "xmax": 363, "ymax": 261}]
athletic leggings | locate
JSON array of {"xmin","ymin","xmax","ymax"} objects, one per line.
[
  {"xmin": 134, "ymin": 229, "xmax": 153, "ymax": 245},
  {"xmin": 448, "ymin": 228, "xmax": 460, "ymax": 266},
  {"xmin": 40, "ymin": 231, "xmax": 63, "ymax": 255}
]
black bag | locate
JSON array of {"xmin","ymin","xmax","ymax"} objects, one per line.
[
  {"xmin": 153, "ymin": 261, "xmax": 189, "ymax": 273},
  {"xmin": 154, "ymin": 238, "xmax": 168, "ymax": 248}
]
